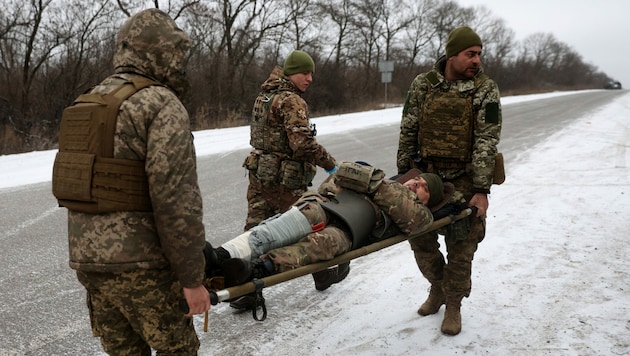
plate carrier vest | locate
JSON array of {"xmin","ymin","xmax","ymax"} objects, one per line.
[
  {"xmin": 52, "ymin": 77, "xmax": 161, "ymax": 213},
  {"xmin": 419, "ymin": 71, "xmax": 488, "ymax": 170}
]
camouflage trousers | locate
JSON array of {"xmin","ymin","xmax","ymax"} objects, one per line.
[
  {"xmin": 244, "ymin": 172, "xmax": 306, "ymax": 231},
  {"xmin": 76, "ymin": 269, "xmax": 199, "ymax": 355},
  {"xmin": 408, "ymin": 173, "xmax": 486, "ymax": 298},
  {"xmin": 263, "ymin": 225, "xmax": 352, "ymax": 273}
]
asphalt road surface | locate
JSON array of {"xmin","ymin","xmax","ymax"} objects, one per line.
[{"xmin": 0, "ymin": 90, "xmax": 624, "ymax": 355}]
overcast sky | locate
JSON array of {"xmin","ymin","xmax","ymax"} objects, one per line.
[{"xmin": 458, "ymin": 0, "xmax": 629, "ymax": 88}]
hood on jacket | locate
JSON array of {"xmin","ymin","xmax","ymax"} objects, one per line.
[
  {"xmin": 113, "ymin": 8, "xmax": 191, "ymax": 95},
  {"xmin": 260, "ymin": 66, "xmax": 302, "ymax": 94}
]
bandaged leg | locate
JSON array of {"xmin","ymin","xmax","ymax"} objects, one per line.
[
  {"xmin": 221, "ymin": 231, "xmax": 253, "ymax": 261},
  {"xmin": 249, "ymin": 206, "xmax": 313, "ymax": 258}
]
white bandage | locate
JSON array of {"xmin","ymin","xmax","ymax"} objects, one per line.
[{"xmin": 221, "ymin": 231, "xmax": 253, "ymax": 260}]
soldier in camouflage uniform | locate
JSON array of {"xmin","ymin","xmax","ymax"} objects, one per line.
[
  {"xmin": 233, "ymin": 50, "xmax": 338, "ymax": 309},
  {"xmin": 207, "ymin": 162, "xmax": 451, "ymax": 292},
  {"xmin": 53, "ymin": 9, "xmax": 210, "ymax": 355},
  {"xmin": 243, "ymin": 50, "xmax": 337, "ymax": 231},
  {"xmin": 397, "ymin": 27, "xmax": 502, "ymax": 336}
]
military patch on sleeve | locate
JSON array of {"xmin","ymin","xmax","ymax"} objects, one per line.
[
  {"xmin": 402, "ymin": 92, "xmax": 411, "ymax": 116},
  {"xmin": 485, "ymin": 102, "xmax": 499, "ymax": 124}
]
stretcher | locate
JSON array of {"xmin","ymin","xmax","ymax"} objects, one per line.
[{"xmin": 194, "ymin": 206, "xmax": 476, "ymax": 328}]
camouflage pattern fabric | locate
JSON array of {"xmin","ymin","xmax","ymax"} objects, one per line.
[
  {"xmin": 244, "ymin": 65, "xmax": 336, "ymax": 230},
  {"xmin": 65, "ymin": 9, "xmax": 205, "ymax": 353},
  {"xmin": 264, "ymin": 226, "xmax": 352, "ymax": 273},
  {"xmin": 397, "ymin": 56, "xmax": 502, "ymax": 192},
  {"xmin": 263, "ymin": 178, "xmax": 433, "ymax": 272},
  {"xmin": 67, "ymin": 8, "xmax": 205, "ymax": 288},
  {"xmin": 77, "ymin": 269, "xmax": 199, "ymax": 355},
  {"xmin": 371, "ymin": 179, "xmax": 433, "ymax": 236},
  {"xmin": 408, "ymin": 174, "xmax": 484, "ymax": 297},
  {"xmin": 245, "ymin": 173, "xmax": 307, "ymax": 230},
  {"xmin": 114, "ymin": 8, "xmax": 190, "ymax": 96},
  {"xmin": 398, "ymin": 56, "xmax": 500, "ymax": 300}
]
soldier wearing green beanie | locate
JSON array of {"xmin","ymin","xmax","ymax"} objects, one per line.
[
  {"xmin": 419, "ymin": 173, "xmax": 444, "ymax": 208},
  {"xmin": 237, "ymin": 49, "xmax": 337, "ymax": 310},
  {"xmin": 445, "ymin": 26, "xmax": 483, "ymax": 58},
  {"xmin": 284, "ymin": 50, "xmax": 315, "ymax": 76},
  {"xmin": 397, "ymin": 25, "xmax": 502, "ymax": 336}
]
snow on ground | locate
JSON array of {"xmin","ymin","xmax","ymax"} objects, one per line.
[
  {"xmin": 194, "ymin": 90, "xmax": 630, "ymax": 355},
  {"xmin": 1, "ymin": 89, "xmax": 628, "ymax": 355},
  {"xmin": 0, "ymin": 90, "xmax": 593, "ymax": 190}
]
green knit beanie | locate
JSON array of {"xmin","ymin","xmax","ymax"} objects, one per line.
[
  {"xmin": 419, "ymin": 173, "xmax": 444, "ymax": 208},
  {"xmin": 283, "ymin": 50, "xmax": 315, "ymax": 76},
  {"xmin": 445, "ymin": 26, "xmax": 482, "ymax": 58}
]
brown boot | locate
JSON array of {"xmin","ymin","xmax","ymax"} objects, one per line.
[
  {"xmin": 441, "ymin": 295, "xmax": 463, "ymax": 335},
  {"xmin": 417, "ymin": 283, "xmax": 445, "ymax": 316}
]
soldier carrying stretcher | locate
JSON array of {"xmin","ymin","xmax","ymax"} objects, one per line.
[{"xmin": 204, "ymin": 161, "xmax": 470, "ymax": 295}]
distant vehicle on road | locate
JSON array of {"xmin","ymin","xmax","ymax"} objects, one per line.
[{"xmin": 604, "ymin": 80, "xmax": 622, "ymax": 89}]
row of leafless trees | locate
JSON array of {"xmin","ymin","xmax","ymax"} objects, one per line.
[{"xmin": 0, "ymin": 0, "xmax": 613, "ymax": 154}]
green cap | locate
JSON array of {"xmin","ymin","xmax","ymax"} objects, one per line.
[
  {"xmin": 419, "ymin": 173, "xmax": 444, "ymax": 208},
  {"xmin": 283, "ymin": 50, "xmax": 315, "ymax": 76},
  {"xmin": 445, "ymin": 26, "xmax": 482, "ymax": 58}
]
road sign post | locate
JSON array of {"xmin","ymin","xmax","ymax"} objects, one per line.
[{"xmin": 378, "ymin": 60, "xmax": 394, "ymax": 105}]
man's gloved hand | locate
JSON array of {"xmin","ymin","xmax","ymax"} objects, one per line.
[
  {"xmin": 326, "ymin": 165, "xmax": 338, "ymax": 174},
  {"xmin": 432, "ymin": 202, "xmax": 466, "ymax": 221}
]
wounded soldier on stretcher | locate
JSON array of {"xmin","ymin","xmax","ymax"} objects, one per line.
[{"xmin": 204, "ymin": 161, "xmax": 468, "ymax": 306}]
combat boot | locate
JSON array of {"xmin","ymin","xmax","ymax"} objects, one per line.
[
  {"xmin": 312, "ymin": 262, "xmax": 350, "ymax": 291},
  {"xmin": 224, "ymin": 258, "xmax": 274, "ymax": 311},
  {"xmin": 222, "ymin": 257, "xmax": 274, "ymax": 288},
  {"xmin": 229, "ymin": 293, "xmax": 264, "ymax": 311},
  {"xmin": 417, "ymin": 283, "xmax": 445, "ymax": 316},
  {"xmin": 441, "ymin": 295, "xmax": 464, "ymax": 335},
  {"xmin": 203, "ymin": 242, "xmax": 230, "ymax": 278}
]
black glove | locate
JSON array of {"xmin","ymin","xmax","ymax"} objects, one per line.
[{"xmin": 432, "ymin": 202, "xmax": 466, "ymax": 221}]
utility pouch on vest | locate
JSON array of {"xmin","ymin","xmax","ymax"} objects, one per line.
[
  {"xmin": 256, "ymin": 153, "xmax": 281, "ymax": 182},
  {"xmin": 243, "ymin": 150, "xmax": 261, "ymax": 171},
  {"xmin": 280, "ymin": 159, "xmax": 305, "ymax": 189},
  {"xmin": 52, "ymin": 152, "xmax": 96, "ymax": 202},
  {"xmin": 335, "ymin": 161, "xmax": 385, "ymax": 193},
  {"xmin": 493, "ymin": 152, "xmax": 505, "ymax": 185}
]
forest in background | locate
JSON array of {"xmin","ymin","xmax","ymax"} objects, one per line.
[{"xmin": 0, "ymin": 0, "xmax": 615, "ymax": 154}]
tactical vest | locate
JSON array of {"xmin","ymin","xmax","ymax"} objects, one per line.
[
  {"xmin": 249, "ymin": 91, "xmax": 291, "ymax": 154},
  {"xmin": 52, "ymin": 77, "xmax": 161, "ymax": 213},
  {"xmin": 247, "ymin": 90, "xmax": 317, "ymax": 188},
  {"xmin": 419, "ymin": 72, "xmax": 488, "ymax": 170}
]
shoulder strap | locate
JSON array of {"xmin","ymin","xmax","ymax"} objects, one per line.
[{"xmin": 72, "ymin": 77, "xmax": 161, "ymax": 157}]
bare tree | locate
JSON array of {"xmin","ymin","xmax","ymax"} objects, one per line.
[
  {"xmin": 400, "ymin": 0, "xmax": 439, "ymax": 66},
  {"xmin": 425, "ymin": 0, "xmax": 472, "ymax": 59},
  {"xmin": 0, "ymin": 0, "xmax": 617, "ymax": 154},
  {"xmin": 284, "ymin": 0, "xmax": 317, "ymax": 50},
  {"xmin": 114, "ymin": 0, "xmax": 201, "ymax": 20},
  {"xmin": 0, "ymin": 0, "xmax": 76, "ymax": 149},
  {"xmin": 379, "ymin": 0, "xmax": 415, "ymax": 61},
  {"xmin": 315, "ymin": 0, "xmax": 353, "ymax": 68}
]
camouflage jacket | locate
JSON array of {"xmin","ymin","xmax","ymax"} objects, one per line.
[
  {"xmin": 397, "ymin": 56, "xmax": 502, "ymax": 193},
  {"xmin": 66, "ymin": 9, "xmax": 205, "ymax": 289},
  {"xmin": 251, "ymin": 66, "xmax": 336, "ymax": 170}
]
